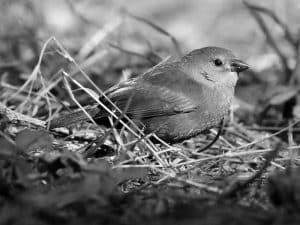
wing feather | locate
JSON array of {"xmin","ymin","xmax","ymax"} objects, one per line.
[{"xmin": 99, "ymin": 63, "xmax": 204, "ymax": 119}]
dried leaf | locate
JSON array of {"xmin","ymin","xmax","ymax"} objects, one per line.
[{"xmin": 15, "ymin": 129, "xmax": 53, "ymax": 153}]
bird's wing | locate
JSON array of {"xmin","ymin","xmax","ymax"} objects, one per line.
[{"xmin": 99, "ymin": 65, "xmax": 203, "ymax": 119}]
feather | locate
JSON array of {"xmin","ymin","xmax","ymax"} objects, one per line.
[{"xmin": 96, "ymin": 63, "xmax": 204, "ymax": 120}]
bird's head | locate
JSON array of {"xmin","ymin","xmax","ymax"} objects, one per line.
[{"xmin": 181, "ymin": 47, "xmax": 249, "ymax": 88}]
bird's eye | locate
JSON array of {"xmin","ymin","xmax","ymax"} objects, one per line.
[{"xmin": 214, "ymin": 58, "xmax": 223, "ymax": 66}]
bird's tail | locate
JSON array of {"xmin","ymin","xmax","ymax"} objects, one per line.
[{"xmin": 49, "ymin": 105, "xmax": 99, "ymax": 129}]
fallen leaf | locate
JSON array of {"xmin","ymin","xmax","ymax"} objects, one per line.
[{"xmin": 15, "ymin": 129, "xmax": 53, "ymax": 153}]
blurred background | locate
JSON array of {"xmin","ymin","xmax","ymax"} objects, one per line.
[{"xmin": 1, "ymin": 0, "xmax": 299, "ymax": 54}]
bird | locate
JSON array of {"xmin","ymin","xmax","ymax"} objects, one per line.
[{"xmin": 50, "ymin": 47, "xmax": 249, "ymax": 143}]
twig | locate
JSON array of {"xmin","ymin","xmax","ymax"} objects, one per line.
[
  {"xmin": 288, "ymin": 119, "xmax": 295, "ymax": 167},
  {"xmin": 156, "ymin": 168, "xmax": 222, "ymax": 194},
  {"xmin": 7, "ymin": 37, "xmax": 54, "ymax": 102},
  {"xmin": 244, "ymin": 125, "xmax": 300, "ymax": 132},
  {"xmin": 175, "ymin": 149, "xmax": 274, "ymax": 168},
  {"xmin": 62, "ymin": 72, "xmax": 98, "ymax": 126},
  {"xmin": 0, "ymin": 102, "xmax": 45, "ymax": 127},
  {"xmin": 234, "ymin": 119, "xmax": 299, "ymax": 150}
]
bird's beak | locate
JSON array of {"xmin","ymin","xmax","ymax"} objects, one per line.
[{"xmin": 230, "ymin": 59, "xmax": 249, "ymax": 73}]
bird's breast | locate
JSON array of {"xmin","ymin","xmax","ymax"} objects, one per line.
[{"xmin": 205, "ymin": 85, "xmax": 234, "ymax": 121}]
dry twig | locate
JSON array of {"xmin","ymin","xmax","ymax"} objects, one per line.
[{"xmin": 0, "ymin": 102, "xmax": 45, "ymax": 127}]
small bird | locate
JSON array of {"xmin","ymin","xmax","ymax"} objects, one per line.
[{"xmin": 50, "ymin": 47, "xmax": 249, "ymax": 143}]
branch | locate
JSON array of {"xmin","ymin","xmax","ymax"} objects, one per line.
[{"xmin": 0, "ymin": 103, "xmax": 46, "ymax": 127}]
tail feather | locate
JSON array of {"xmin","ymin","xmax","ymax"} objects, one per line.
[{"xmin": 49, "ymin": 105, "xmax": 99, "ymax": 129}]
